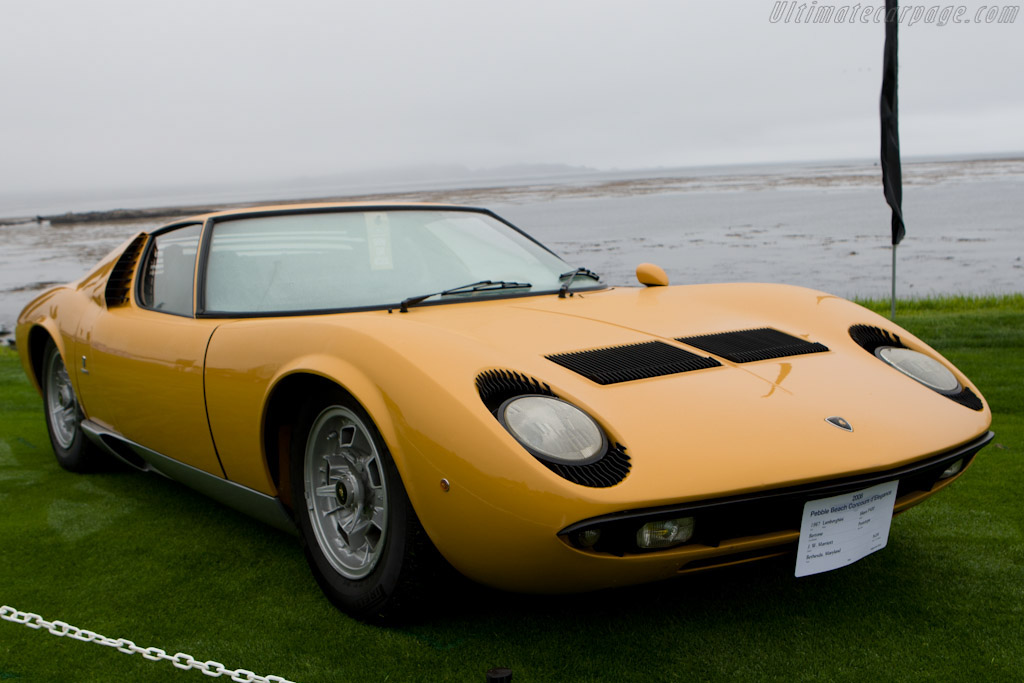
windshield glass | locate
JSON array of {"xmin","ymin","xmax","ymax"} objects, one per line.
[{"xmin": 203, "ymin": 209, "xmax": 591, "ymax": 314}]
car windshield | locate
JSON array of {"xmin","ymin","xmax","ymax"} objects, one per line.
[{"xmin": 202, "ymin": 209, "xmax": 596, "ymax": 314}]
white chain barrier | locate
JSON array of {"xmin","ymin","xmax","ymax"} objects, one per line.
[{"xmin": 1, "ymin": 605, "xmax": 296, "ymax": 682}]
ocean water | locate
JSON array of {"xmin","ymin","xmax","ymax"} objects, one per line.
[
  {"xmin": 2, "ymin": 157, "xmax": 1022, "ymax": 336},
  {"xmin": 496, "ymin": 172, "xmax": 1024, "ymax": 297}
]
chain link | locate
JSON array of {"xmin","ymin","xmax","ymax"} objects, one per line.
[{"xmin": 1, "ymin": 605, "xmax": 295, "ymax": 683}]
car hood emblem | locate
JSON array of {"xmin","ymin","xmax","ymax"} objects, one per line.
[{"xmin": 826, "ymin": 416, "xmax": 853, "ymax": 432}]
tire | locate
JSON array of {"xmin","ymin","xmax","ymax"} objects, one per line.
[
  {"xmin": 41, "ymin": 339, "xmax": 105, "ymax": 472},
  {"xmin": 290, "ymin": 389, "xmax": 435, "ymax": 622}
]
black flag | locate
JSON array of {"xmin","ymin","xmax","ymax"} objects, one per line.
[{"xmin": 880, "ymin": 0, "xmax": 905, "ymax": 245}]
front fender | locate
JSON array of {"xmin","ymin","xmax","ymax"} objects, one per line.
[{"xmin": 16, "ymin": 287, "xmax": 80, "ymax": 396}]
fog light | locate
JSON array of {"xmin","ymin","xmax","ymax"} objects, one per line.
[
  {"xmin": 636, "ymin": 517, "xmax": 695, "ymax": 549},
  {"xmin": 939, "ymin": 458, "xmax": 964, "ymax": 479},
  {"xmin": 574, "ymin": 529, "xmax": 602, "ymax": 548}
]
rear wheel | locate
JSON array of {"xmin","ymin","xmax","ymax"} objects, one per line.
[
  {"xmin": 291, "ymin": 389, "xmax": 433, "ymax": 621},
  {"xmin": 41, "ymin": 340, "xmax": 105, "ymax": 472}
]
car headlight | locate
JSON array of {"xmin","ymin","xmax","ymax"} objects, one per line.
[
  {"xmin": 875, "ymin": 346, "xmax": 961, "ymax": 395},
  {"xmin": 498, "ymin": 395, "xmax": 607, "ymax": 465}
]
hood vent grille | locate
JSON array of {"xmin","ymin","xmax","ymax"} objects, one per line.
[
  {"xmin": 546, "ymin": 341, "xmax": 720, "ymax": 385},
  {"xmin": 677, "ymin": 327, "xmax": 829, "ymax": 363}
]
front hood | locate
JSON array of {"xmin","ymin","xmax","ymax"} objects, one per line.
[{"xmin": 348, "ymin": 283, "xmax": 992, "ymax": 505}]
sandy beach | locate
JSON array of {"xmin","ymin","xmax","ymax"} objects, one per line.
[{"xmin": 2, "ymin": 156, "xmax": 1022, "ymax": 341}]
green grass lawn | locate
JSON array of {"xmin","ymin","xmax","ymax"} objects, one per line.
[{"xmin": 1, "ymin": 296, "xmax": 1022, "ymax": 682}]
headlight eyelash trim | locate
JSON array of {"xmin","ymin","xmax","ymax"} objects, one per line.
[
  {"xmin": 849, "ymin": 324, "xmax": 906, "ymax": 354},
  {"xmin": 475, "ymin": 369, "xmax": 555, "ymax": 413},
  {"xmin": 543, "ymin": 442, "xmax": 631, "ymax": 488},
  {"xmin": 848, "ymin": 325, "xmax": 983, "ymax": 411},
  {"xmin": 475, "ymin": 369, "xmax": 631, "ymax": 487}
]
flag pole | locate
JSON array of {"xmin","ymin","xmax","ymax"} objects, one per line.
[
  {"xmin": 891, "ymin": 244, "xmax": 897, "ymax": 320},
  {"xmin": 880, "ymin": 0, "xmax": 905, "ymax": 321}
]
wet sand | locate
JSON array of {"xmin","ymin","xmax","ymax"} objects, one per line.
[{"xmin": 2, "ymin": 157, "xmax": 1022, "ymax": 341}]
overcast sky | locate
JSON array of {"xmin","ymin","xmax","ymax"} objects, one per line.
[{"xmin": 1, "ymin": 0, "xmax": 1022, "ymax": 196}]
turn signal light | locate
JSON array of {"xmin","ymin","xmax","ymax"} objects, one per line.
[
  {"xmin": 939, "ymin": 458, "xmax": 964, "ymax": 479},
  {"xmin": 636, "ymin": 517, "xmax": 695, "ymax": 549}
]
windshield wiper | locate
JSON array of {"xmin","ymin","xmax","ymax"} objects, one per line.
[
  {"xmin": 399, "ymin": 280, "xmax": 532, "ymax": 312},
  {"xmin": 558, "ymin": 267, "xmax": 600, "ymax": 298}
]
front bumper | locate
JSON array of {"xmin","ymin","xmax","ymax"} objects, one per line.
[{"xmin": 559, "ymin": 431, "xmax": 994, "ymax": 570}]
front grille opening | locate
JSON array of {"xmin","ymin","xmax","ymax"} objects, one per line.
[
  {"xmin": 679, "ymin": 548, "xmax": 792, "ymax": 573},
  {"xmin": 546, "ymin": 341, "xmax": 720, "ymax": 385},
  {"xmin": 561, "ymin": 432, "xmax": 991, "ymax": 556}
]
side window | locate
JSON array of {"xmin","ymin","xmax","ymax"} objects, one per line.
[{"xmin": 139, "ymin": 225, "xmax": 202, "ymax": 316}]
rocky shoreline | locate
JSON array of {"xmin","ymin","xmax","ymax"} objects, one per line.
[
  {"xmin": 4, "ymin": 155, "xmax": 1022, "ymax": 228},
  {"xmin": 3, "ymin": 157, "xmax": 1022, "ymax": 345}
]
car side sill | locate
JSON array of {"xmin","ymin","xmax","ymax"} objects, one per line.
[{"xmin": 81, "ymin": 419, "xmax": 297, "ymax": 536}]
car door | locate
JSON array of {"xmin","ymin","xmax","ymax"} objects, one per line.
[{"xmin": 74, "ymin": 223, "xmax": 225, "ymax": 477}]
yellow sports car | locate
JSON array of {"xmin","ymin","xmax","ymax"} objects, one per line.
[{"xmin": 16, "ymin": 203, "xmax": 993, "ymax": 620}]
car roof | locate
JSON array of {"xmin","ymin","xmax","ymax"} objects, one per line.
[{"xmin": 180, "ymin": 201, "xmax": 486, "ymax": 224}]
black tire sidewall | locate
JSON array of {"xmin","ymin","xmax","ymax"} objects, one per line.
[{"xmin": 290, "ymin": 389, "xmax": 413, "ymax": 620}]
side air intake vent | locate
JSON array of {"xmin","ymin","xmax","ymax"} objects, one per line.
[
  {"xmin": 475, "ymin": 369, "xmax": 631, "ymax": 487},
  {"xmin": 546, "ymin": 341, "xmax": 720, "ymax": 385},
  {"xmin": 677, "ymin": 327, "xmax": 829, "ymax": 363},
  {"xmin": 104, "ymin": 234, "xmax": 148, "ymax": 307}
]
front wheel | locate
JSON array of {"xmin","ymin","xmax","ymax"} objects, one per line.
[
  {"xmin": 291, "ymin": 390, "xmax": 433, "ymax": 621},
  {"xmin": 41, "ymin": 339, "xmax": 105, "ymax": 472}
]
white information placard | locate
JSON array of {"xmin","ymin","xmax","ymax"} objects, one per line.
[{"xmin": 795, "ymin": 480, "xmax": 899, "ymax": 577}]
